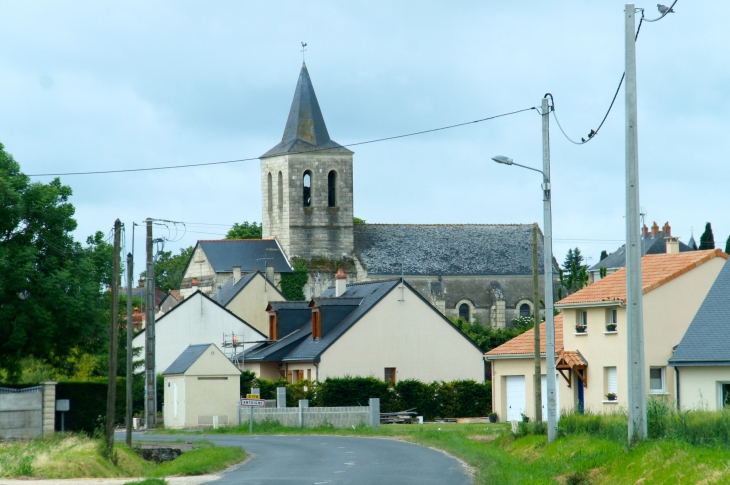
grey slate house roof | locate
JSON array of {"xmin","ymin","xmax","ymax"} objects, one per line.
[
  {"xmin": 589, "ymin": 231, "xmax": 692, "ymax": 273},
  {"xmin": 163, "ymin": 344, "xmax": 211, "ymax": 375},
  {"xmin": 216, "ymin": 271, "xmax": 285, "ymax": 307},
  {"xmin": 261, "ymin": 63, "xmax": 352, "ymax": 159},
  {"xmin": 354, "ymin": 224, "xmax": 557, "ymax": 276},
  {"xmin": 669, "ymin": 259, "xmax": 730, "ymax": 366},
  {"xmin": 244, "ymin": 278, "xmax": 481, "ymax": 364},
  {"xmin": 194, "ymin": 239, "xmax": 293, "ymax": 274}
]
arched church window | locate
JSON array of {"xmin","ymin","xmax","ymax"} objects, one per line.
[
  {"xmin": 459, "ymin": 303, "xmax": 470, "ymax": 321},
  {"xmin": 267, "ymin": 172, "xmax": 272, "ymax": 212},
  {"xmin": 520, "ymin": 303, "xmax": 531, "ymax": 318},
  {"xmin": 328, "ymin": 170, "xmax": 337, "ymax": 207},
  {"xmin": 277, "ymin": 171, "xmax": 283, "ymax": 209},
  {"xmin": 303, "ymin": 171, "xmax": 312, "ymax": 207}
]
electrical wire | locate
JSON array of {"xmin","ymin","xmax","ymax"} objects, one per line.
[
  {"xmin": 549, "ymin": 1, "xmax": 677, "ymax": 146},
  {"xmin": 26, "ymin": 107, "xmax": 538, "ymax": 177}
]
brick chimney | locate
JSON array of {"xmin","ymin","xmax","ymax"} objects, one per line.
[
  {"xmin": 662, "ymin": 221, "xmax": 671, "ymax": 236},
  {"xmin": 266, "ymin": 264, "xmax": 275, "ymax": 283},
  {"xmin": 138, "ymin": 279, "xmax": 144, "ymax": 288},
  {"xmin": 335, "ymin": 268, "xmax": 347, "ymax": 297},
  {"xmin": 191, "ymin": 277, "xmax": 198, "ymax": 288},
  {"xmin": 642, "ymin": 224, "xmax": 649, "ymax": 237},
  {"xmin": 651, "ymin": 221, "xmax": 659, "ymax": 237},
  {"xmin": 665, "ymin": 236, "xmax": 680, "ymax": 254},
  {"xmin": 233, "ymin": 266, "xmax": 241, "ymax": 283}
]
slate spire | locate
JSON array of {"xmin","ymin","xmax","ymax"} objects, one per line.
[{"xmin": 261, "ymin": 63, "xmax": 351, "ymax": 158}]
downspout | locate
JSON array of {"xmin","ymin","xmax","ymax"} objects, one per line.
[
  {"xmin": 675, "ymin": 366, "xmax": 680, "ymax": 410},
  {"xmin": 313, "ymin": 362, "xmax": 319, "ymax": 383}
]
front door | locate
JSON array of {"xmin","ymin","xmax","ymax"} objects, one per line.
[{"xmin": 505, "ymin": 376, "xmax": 526, "ymax": 421}]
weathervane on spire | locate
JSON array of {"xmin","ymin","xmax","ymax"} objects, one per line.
[{"xmin": 301, "ymin": 42, "xmax": 307, "ymax": 62}]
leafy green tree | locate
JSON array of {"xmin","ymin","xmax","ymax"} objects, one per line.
[
  {"xmin": 226, "ymin": 221, "xmax": 262, "ymax": 239},
  {"xmin": 699, "ymin": 222, "xmax": 715, "ymax": 250},
  {"xmin": 599, "ymin": 266, "xmax": 607, "ymax": 278},
  {"xmin": 142, "ymin": 246, "xmax": 193, "ymax": 292},
  {"xmin": 353, "ymin": 217, "xmax": 366, "ymax": 225},
  {"xmin": 280, "ymin": 260, "xmax": 308, "ymax": 300},
  {"xmin": 0, "ymin": 143, "xmax": 108, "ymax": 378}
]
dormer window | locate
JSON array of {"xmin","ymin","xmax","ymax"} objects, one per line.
[{"xmin": 312, "ymin": 308, "xmax": 322, "ymax": 339}]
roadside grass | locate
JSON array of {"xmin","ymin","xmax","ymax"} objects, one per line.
[
  {"xmin": 0, "ymin": 434, "xmax": 245, "ymax": 479},
  {"xmin": 160, "ymin": 420, "xmax": 730, "ymax": 484}
]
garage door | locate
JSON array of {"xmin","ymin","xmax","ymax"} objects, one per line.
[
  {"xmin": 541, "ymin": 375, "xmax": 561, "ymax": 422},
  {"xmin": 505, "ymin": 376, "xmax": 526, "ymax": 422}
]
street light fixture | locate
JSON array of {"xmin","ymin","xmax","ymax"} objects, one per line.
[{"xmin": 490, "ymin": 96, "xmax": 558, "ymax": 444}]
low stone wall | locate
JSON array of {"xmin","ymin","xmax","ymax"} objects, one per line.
[{"xmin": 240, "ymin": 398, "xmax": 380, "ymax": 428}]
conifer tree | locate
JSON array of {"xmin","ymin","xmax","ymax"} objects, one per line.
[
  {"xmin": 725, "ymin": 236, "xmax": 730, "ymax": 255},
  {"xmin": 599, "ymin": 250, "xmax": 608, "ymax": 261},
  {"xmin": 699, "ymin": 222, "xmax": 715, "ymax": 250}
]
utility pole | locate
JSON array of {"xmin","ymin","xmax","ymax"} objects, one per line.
[
  {"xmin": 542, "ymin": 96, "xmax": 558, "ymax": 444},
  {"xmin": 106, "ymin": 219, "xmax": 121, "ymax": 455},
  {"xmin": 625, "ymin": 4, "xmax": 647, "ymax": 442},
  {"xmin": 125, "ymin": 252, "xmax": 133, "ymax": 447},
  {"xmin": 145, "ymin": 218, "xmax": 157, "ymax": 428},
  {"xmin": 532, "ymin": 223, "xmax": 542, "ymax": 423}
]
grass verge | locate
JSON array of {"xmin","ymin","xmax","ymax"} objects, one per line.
[{"xmin": 0, "ymin": 434, "xmax": 245, "ymax": 479}]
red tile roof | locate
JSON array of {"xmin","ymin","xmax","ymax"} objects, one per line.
[
  {"xmin": 485, "ymin": 314, "xmax": 564, "ymax": 356},
  {"xmin": 557, "ymin": 250, "xmax": 727, "ymax": 306}
]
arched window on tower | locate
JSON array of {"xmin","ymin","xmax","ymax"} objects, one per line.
[
  {"xmin": 520, "ymin": 303, "xmax": 531, "ymax": 318},
  {"xmin": 267, "ymin": 172, "xmax": 272, "ymax": 212},
  {"xmin": 328, "ymin": 170, "xmax": 337, "ymax": 207},
  {"xmin": 303, "ymin": 171, "xmax": 312, "ymax": 207},
  {"xmin": 459, "ymin": 304, "xmax": 470, "ymax": 322},
  {"xmin": 277, "ymin": 171, "xmax": 283, "ymax": 210}
]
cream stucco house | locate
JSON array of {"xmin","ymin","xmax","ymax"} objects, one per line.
[
  {"xmin": 216, "ymin": 270, "xmax": 287, "ymax": 336},
  {"xmin": 669, "ymin": 258, "xmax": 730, "ymax": 411},
  {"xmin": 243, "ymin": 270, "xmax": 485, "ymax": 384},
  {"xmin": 486, "ymin": 248, "xmax": 727, "ymax": 420},
  {"xmin": 163, "ymin": 343, "xmax": 241, "ymax": 429},
  {"xmin": 132, "ymin": 290, "xmax": 267, "ymax": 375}
]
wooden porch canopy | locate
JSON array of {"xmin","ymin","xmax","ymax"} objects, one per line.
[{"xmin": 556, "ymin": 350, "xmax": 587, "ymax": 388}]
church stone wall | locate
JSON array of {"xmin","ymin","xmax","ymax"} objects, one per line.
[{"xmin": 262, "ymin": 152, "xmax": 354, "ymax": 260}]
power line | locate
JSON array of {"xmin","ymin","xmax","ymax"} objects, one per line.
[
  {"xmin": 549, "ymin": 0, "xmax": 678, "ymax": 146},
  {"xmin": 26, "ymin": 107, "xmax": 537, "ymax": 177}
]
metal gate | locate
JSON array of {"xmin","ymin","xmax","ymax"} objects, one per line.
[{"xmin": 0, "ymin": 386, "xmax": 43, "ymax": 439}]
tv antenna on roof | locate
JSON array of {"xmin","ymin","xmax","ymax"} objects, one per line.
[{"xmin": 301, "ymin": 42, "xmax": 307, "ymax": 62}]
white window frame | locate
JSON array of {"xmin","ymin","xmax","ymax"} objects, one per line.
[
  {"xmin": 606, "ymin": 367, "xmax": 617, "ymax": 395},
  {"xmin": 717, "ymin": 382, "xmax": 730, "ymax": 410},
  {"xmin": 610, "ymin": 309, "xmax": 617, "ymax": 324},
  {"xmin": 649, "ymin": 367, "xmax": 666, "ymax": 394},
  {"xmin": 580, "ymin": 310, "xmax": 588, "ymax": 327}
]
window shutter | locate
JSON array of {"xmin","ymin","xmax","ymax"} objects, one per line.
[
  {"xmin": 607, "ymin": 367, "xmax": 617, "ymax": 394},
  {"xmin": 287, "ymin": 370, "xmax": 293, "ymax": 383},
  {"xmin": 297, "ymin": 370, "xmax": 304, "ymax": 382}
]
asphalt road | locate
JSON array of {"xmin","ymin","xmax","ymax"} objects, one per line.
[{"xmin": 121, "ymin": 432, "xmax": 471, "ymax": 485}]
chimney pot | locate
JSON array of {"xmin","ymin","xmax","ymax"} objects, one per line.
[
  {"xmin": 662, "ymin": 221, "xmax": 671, "ymax": 236},
  {"xmin": 191, "ymin": 277, "xmax": 199, "ymax": 287},
  {"xmin": 138, "ymin": 279, "xmax": 144, "ymax": 287},
  {"xmin": 651, "ymin": 221, "xmax": 659, "ymax": 237},
  {"xmin": 335, "ymin": 268, "xmax": 347, "ymax": 297},
  {"xmin": 642, "ymin": 224, "xmax": 649, "ymax": 237},
  {"xmin": 233, "ymin": 266, "xmax": 241, "ymax": 283}
]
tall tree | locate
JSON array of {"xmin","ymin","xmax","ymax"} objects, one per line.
[
  {"xmin": 725, "ymin": 236, "xmax": 730, "ymax": 255},
  {"xmin": 699, "ymin": 222, "xmax": 715, "ymax": 250},
  {"xmin": 599, "ymin": 250, "xmax": 609, "ymax": 261},
  {"xmin": 226, "ymin": 221, "xmax": 262, "ymax": 239},
  {"xmin": 558, "ymin": 247, "xmax": 589, "ymax": 298},
  {"xmin": 0, "ymin": 143, "xmax": 108, "ymax": 377}
]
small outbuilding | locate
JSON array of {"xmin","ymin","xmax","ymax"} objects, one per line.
[{"xmin": 162, "ymin": 343, "xmax": 241, "ymax": 429}]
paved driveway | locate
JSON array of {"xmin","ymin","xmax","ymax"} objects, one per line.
[{"xmin": 124, "ymin": 432, "xmax": 471, "ymax": 485}]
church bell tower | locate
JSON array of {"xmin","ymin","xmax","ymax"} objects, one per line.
[{"xmin": 260, "ymin": 63, "xmax": 354, "ymax": 260}]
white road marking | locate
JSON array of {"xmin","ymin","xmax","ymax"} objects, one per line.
[
  {"xmin": 334, "ymin": 471, "xmax": 345, "ymax": 473},
  {"xmin": 345, "ymin": 451, "xmax": 354, "ymax": 453},
  {"xmin": 344, "ymin": 462, "xmax": 355, "ymax": 466}
]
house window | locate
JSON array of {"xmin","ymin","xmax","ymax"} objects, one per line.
[
  {"xmin": 267, "ymin": 172, "xmax": 273, "ymax": 212},
  {"xmin": 307, "ymin": 369, "xmax": 311, "ymax": 381},
  {"xmin": 722, "ymin": 384, "xmax": 730, "ymax": 409},
  {"xmin": 327, "ymin": 170, "xmax": 337, "ymax": 207},
  {"xmin": 278, "ymin": 171, "xmax": 283, "ymax": 209},
  {"xmin": 578, "ymin": 310, "xmax": 588, "ymax": 328},
  {"xmin": 650, "ymin": 367, "xmax": 665, "ymax": 393},
  {"xmin": 608, "ymin": 309, "xmax": 617, "ymax": 324},
  {"xmin": 268, "ymin": 313, "xmax": 278, "ymax": 341},
  {"xmin": 520, "ymin": 303, "xmax": 531, "ymax": 318},
  {"xmin": 458, "ymin": 303, "xmax": 470, "ymax": 321},
  {"xmin": 384, "ymin": 367, "xmax": 396, "ymax": 384},
  {"xmin": 303, "ymin": 171, "xmax": 312, "ymax": 207},
  {"xmin": 312, "ymin": 309, "xmax": 322, "ymax": 339},
  {"xmin": 606, "ymin": 367, "xmax": 617, "ymax": 397}
]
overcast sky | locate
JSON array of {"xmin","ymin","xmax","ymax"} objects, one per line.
[{"xmin": 1, "ymin": 1, "xmax": 728, "ymax": 274}]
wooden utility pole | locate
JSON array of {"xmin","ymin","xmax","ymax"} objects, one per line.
[
  {"xmin": 125, "ymin": 252, "xmax": 133, "ymax": 447},
  {"xmin": 106, "ymin": 219, "xmax": 121, "ymax": 455},
  {"xmin": 532, "ymin": 223, "xmax": 542, "ymax": 423},
  {"xmin": 145, "ymin": 218, "xmax": 156, "ymax": 428}
]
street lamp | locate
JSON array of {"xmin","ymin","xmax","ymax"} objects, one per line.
[{"xmin": 490, "ymin": 97, "xmax": 558, "ymax": 444}]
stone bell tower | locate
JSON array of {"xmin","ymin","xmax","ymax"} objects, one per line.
[{"xmin": 260, "ymin": 63, "xmax": 354, "ymax": 260}]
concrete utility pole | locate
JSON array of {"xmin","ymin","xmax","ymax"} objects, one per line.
[
  {"xmin": 542, "ymin": 96, "xmax": 558, "ymax": 444},
  {"xmin": 145, "ymin": 218, "xmax": 157, "ymax": 428},
  {"xmin": 106, "ymin": 219, "xmax": 121, "ymax": 454},
  {"xmin": 532, "ymin": 223, "xmax": 542, "ymax": 423},
  {"xmin": 625, "ymin": 3, "xmax": 647, "ymax": 442},
  {"xmin": 125, "ymin": 252, "xmax": 133, "ymax": 447}
]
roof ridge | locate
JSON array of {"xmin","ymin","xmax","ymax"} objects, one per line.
[
  {"xmin": 327, "ymin": 277, "xmax": 402, "ymax": 290},
  {"xmin": 198, "ymin": 238, "xmax": 276, "ymax": 243},
  {"xmin": 357, "ymin": 223, "xmax": 537, "ymax": 227}
]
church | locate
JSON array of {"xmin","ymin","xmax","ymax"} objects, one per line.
[{"xmin": 183, "ymin": 62, "xmax": 556, "ymax": 328}]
